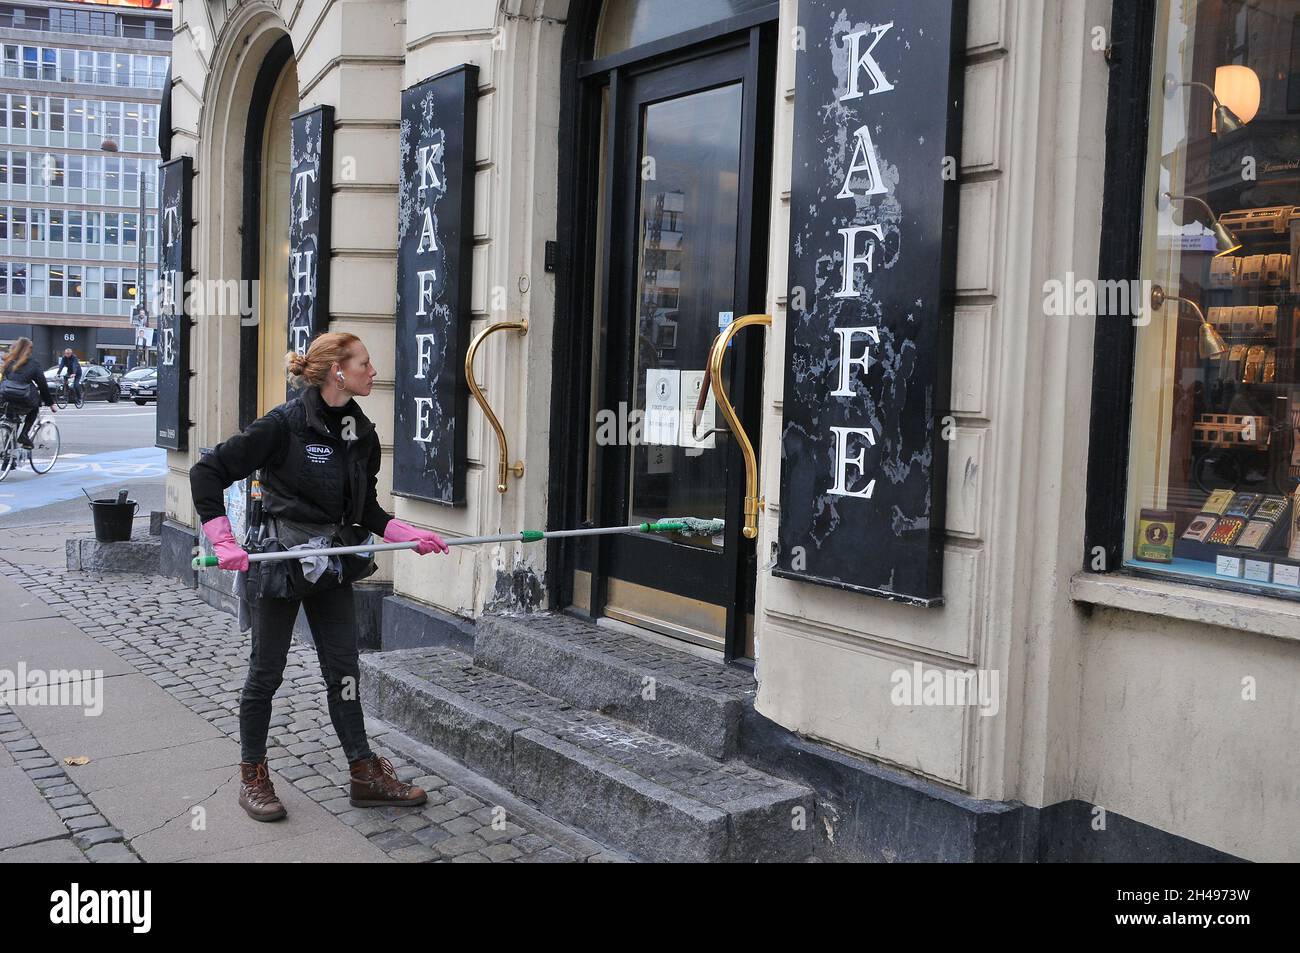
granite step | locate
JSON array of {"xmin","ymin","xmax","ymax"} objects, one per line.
[
  {"xmin": 360, "ymin": 646, "xmax": 814, "ymax": 863},
  {"xmin": 473, "ymin": 612, "xmax": 755, "ymax": 760}
]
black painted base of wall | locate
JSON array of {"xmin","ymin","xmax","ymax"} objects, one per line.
[
  {"xmin": 380, "ymin": 594, "xmax": 475, "ymax": 653},
  {"xmin": 293, "ymin": 582, "xmax": 392, "ymax": 651},
  {"xmin": 159, "ymin": 520, "xmax": 198, "ymax": 588},
  {"xmin": 739, "ymin": 704, "xmax": 1246, "ymax": 863}
]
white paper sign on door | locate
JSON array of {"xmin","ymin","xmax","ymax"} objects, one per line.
[
  {"xmin": 678, "ymin": 369, "xmax": 716, "ymax": 452},
  {"xmin": 644, "ymin": 369, "xmax": 680, "ymax": 447}
]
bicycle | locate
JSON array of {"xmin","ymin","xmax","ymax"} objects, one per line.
[
  {"xmin": 0, "ymin": 404, "xmax": 60, "ymax": 482},
  {"xmin": 55, "ymin": 377, "xmax": 85, "ymax": 410}
]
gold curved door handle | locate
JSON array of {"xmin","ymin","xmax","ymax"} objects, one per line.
[
  {"xmin": 695, "ymin": 313, "xmax": 771, "ymax": 539},
  {"xmin": 465, "ymin": 318, "xmax": 528, "ymax": 493}
]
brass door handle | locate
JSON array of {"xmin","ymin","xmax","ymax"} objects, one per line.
[
  {"xmin": 465, "ymin": 318, "xmax": 528, "ymax": 493},
  {"xmin": 695, "ymin": 313, "xmax": 771, "ymax": 539}
]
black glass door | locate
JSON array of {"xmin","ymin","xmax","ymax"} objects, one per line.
[{"xmin": 590, "ymin": 40, "xmax": 769, "ymax": 653}]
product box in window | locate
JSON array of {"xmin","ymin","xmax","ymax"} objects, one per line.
[
  {"xmin": 1174, "ymin": 490, "xmax": 1278, "ymax": 563},
  {"xmin": 1229, "ymin": 495, "xmax": 1290, "ymax": 552},
  {"xmin": 1175, "ymin": 489, "xmax": 1235, "ymax": 560}
]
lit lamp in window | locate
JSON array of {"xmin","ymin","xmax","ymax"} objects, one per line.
[
  {"xmin": 1150, "ymin": 284, "xmax": 1227, "ymax": 359},
  {"xmin": 1164, "ymin": 67, "xmax": 1259, "ymax": 135},
  {"xmin": 1163, "ymin": 192, "xmax": 1241, "ymax": 257},
  {"xmin": 1212, "ymin": 65, "xmax": 1260, "ymax": 133}
]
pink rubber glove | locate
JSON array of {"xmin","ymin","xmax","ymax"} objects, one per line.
[
  {"xmin": 383, "ymin": 518, "xmax": 449, "ymax": 555},
  {"xmin": 201, "ymin": 516, "xmax": 250, "ymax": 572}
]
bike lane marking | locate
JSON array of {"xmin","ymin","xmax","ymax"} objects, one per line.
[{"xmin": 0, "ymin": 446, "xmax": 167, "ymax": 513}]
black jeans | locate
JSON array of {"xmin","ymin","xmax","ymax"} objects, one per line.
[
  {"xmin": 20, "ymin": 405, "xmax": 39, "ymax": 443},
  {"xmin": 240, "ymin": 582, "xmax": 373, "ymax": 765}
]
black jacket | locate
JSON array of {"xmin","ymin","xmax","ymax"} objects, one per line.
[
  {"xmin": 1, "ymin": 357, "xmax": 53, "ymax": 407},
  {"xmin": 190, "ymin": 386, "xmax": 393, "ymax": 536},
  {"xmin": 57, "ymin": 355, "xmax": 82, "ymax": 382}
]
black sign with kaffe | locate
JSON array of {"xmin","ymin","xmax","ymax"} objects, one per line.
[
  {"xmin": 393, "ymin": 65, "xmax": 478, "ymax": 505},
  {"xmin": 776, "ymin": 1, "xmax": 966, "ymax": 606},
  {"xmin": 155, "ymin": 155, "xmax": 192, "ymax": 451},
  {"xmin": 288, "ymin": 105, "xmax": 333, "ymax": 371}
]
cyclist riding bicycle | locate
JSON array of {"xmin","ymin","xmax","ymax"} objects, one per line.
[
  {"xmin": 57, "ymin": 348, "xmax": 83, "ymax": 406},
  {"xmin": 1, "ymin": 337, "xmax": 57, "ymax": 447}
]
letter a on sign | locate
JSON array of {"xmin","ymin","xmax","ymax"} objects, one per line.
[{"xmin": 836, "ymin": 125, "xmax": 887, "ymax": 199}]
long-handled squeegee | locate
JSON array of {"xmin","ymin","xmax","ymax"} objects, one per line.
[{"xmin": 191, "ymin": 517, "xmax": 724, "ymax": 570}]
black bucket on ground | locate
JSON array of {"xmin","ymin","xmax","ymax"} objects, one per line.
[{"xmin": 89, "ymin": 498, "xmax": 138, "ymax": 542}]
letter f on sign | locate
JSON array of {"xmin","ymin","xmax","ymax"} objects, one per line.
[{"xmin": 831, "ymin": 326, "xmax": 880, "ymax": 396}]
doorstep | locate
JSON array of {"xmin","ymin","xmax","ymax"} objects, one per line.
[{"xmin": 359, "ymin": 642, "xmax": 814, "ymax": 863}]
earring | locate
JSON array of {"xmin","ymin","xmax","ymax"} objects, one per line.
[{"xmin": 336, "ymin": 372, "xmax": 346, "ymax": 386}]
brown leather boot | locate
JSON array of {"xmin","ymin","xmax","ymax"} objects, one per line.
[
  {"xmin": 349, "ymin": 754, "xmax": 427, "ymax": 808},
  {"xmin": 238, "ymin": 760, "xmax": 287, "ymax": 822}
]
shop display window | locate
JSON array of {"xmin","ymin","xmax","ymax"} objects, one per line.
[{"xmin": 1128, "ymin": 0, "xmax": 1300, "ymax": 595}]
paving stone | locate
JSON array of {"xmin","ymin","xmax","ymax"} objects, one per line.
[
  {"xmin": 434, "ymin": 833, "xmax": 486, "ymax": 857},
  {"xmin": 478, "ymin": 822, "xmax": 526, "ymax": 844},
  {"xmin": 516, "ymin": 847, "xmax": 577, "ymax": 864},
  {"xmin": 481, "ymin": 842, "xmax": 523, "ymax": 862},
  {"xmin": 65, "ymin": 814, "xmax": 109, "ymax": 833},
  {"xmin": 450, "ymin": 852, "xmax": 490, "ymax": 863},
  {"xmin": 56, "ymin": 804, "xmax": 100, "ymax": 821},
  {"xmin": 277, "ymin": 764, "xmax": 318, "ymax": 782},
  {"xmin": 413, "ymin": 825, "xmax": 452, "ymax": 847},
  {"xmin": 388, "ymin": 844, "xmax": 438, "ymax": 863},
  {"xmin": 84, "ymin": 842, "xmax": 139, "ymax": 863},
  {"xmin": 512, "ymin": 833, "xmax": 552, "ymax": 854},
  {"xmin": 320, "ymin": 797, "xmax": 353, "ymax": 815},
  {"xmin": 446, "ymin": 796, "xmax": 486, "ymax": 814},
  {"xmin": 73, "ymin": 827, "xmax": 123, "ymax": 849},
  {"xmin": 368, "ymin": 829, "xmax": 418, "ymax": 851},
  {"xmin": 421, "ymin": 805, "xmax": 458, "ymax": 825},
  {"xmin": 292, "ymin": 774, "xmax": 332, "ymax": 792},
  {"xmin": 442, "ymin": 816, "xmax": 481, "ymax": 836},
  {"xmin": 351, "ymin": 818, "xmax": 389, "ymax": 838},
  {"xmin": 391, "ymin": 813, "xmax": 431, "ymax": 833}
]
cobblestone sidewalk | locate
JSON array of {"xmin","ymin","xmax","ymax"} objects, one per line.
[{"xmin": 0, "ymin": 522, "xmax": 626, "ymax": 863}]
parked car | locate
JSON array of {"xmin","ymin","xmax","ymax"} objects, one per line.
[
  {"xmin": 119, "ymin": 367, "xmax": 158, "ymax": 405},
  {"xmin": 44, "ymin": 364, "xmax": 121, "ymax": 403}
]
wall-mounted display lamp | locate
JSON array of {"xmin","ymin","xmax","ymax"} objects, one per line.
[
  {"xmin": 1163, "ymin": 192, "xmax": 1242, "ymax": 257},
  {"xmin": 1151, "ymin": 284, "xmax": 1227, "ymax": 360},
  {"xmin": 1163, "ymin": 66, "xmax": 1259, "ymax": 135}
]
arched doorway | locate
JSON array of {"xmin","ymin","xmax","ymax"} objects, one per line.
[
  {"xmin": 238, "ymin": 35, "xmax": 297, "ymax": 427},
  {"xmin": 256, "ymin": 57, "xmax": 298, "ymax": 415},
  {"xmin": 551, "ymin": 0, "xmax": 777, "ymax": 661}
]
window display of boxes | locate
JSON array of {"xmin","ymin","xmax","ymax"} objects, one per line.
[
  {"xmin": 1265, "ymin": 253, "xmax": 1289, "ymax": 286},
  {"xmin": 1210, "ymin": 256, "xmax": 1238, "ymax": 288},
  {"xmin": 1239, "ymin": 255, "xmax": 1265, "ymax": 287},
  {"xmin": 1192, "ymin": 413, "xmax": 1271, "ymax": 448},
  {"xmin": 1232, "ymin": 305, "xmax": 1261, "ymax": 333}
]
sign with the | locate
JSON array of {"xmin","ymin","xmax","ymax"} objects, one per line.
[
  {"xmin": 392, "ymin": 65, "xmax": 478, "ymax": 505},
  {"xmin": 287, "ymin": 104, "xmax": 334, "ymax": 375},
  {"xmin": 776, "ymin": 1, "xmax": 966, "ymax": 606},
  {"xmin": 155, "ymin": 155, "xmax": 192, "ymax": 451}
]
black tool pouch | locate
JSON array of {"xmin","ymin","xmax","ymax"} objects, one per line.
[{"xmin": 248, "ymin": 516, "xmax": 377, "ymax": 601}]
